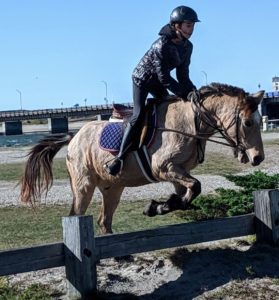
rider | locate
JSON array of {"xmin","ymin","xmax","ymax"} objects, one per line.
[{"xmin": 104, "ymin": 5, "xmax": 200, "ymax": 176}]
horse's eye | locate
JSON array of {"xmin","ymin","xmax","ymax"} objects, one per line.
[{"xmin": 243, "ymin": 119, "xmax": 253, "ymax": 127}]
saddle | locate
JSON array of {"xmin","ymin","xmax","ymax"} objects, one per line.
[
  {"xmin": 109, "ymin": 103, "xmax": 133, "ymax": 122},
  {"xmin": 100, "ymin": 99, "xmax": 158, "ymax": 154}
]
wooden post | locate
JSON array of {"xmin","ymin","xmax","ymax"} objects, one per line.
[
  {"xmin": 253, "ymin": 189, "xmax": 279, "ymax": 246},
  {"xmin": 62, "ymin": 215, "xmax": 97, "ymax": 299}
]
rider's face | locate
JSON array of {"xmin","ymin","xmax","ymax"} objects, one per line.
[{"xmin": 180, "ymin": 21, "xmax": 195, "ymax": 39}]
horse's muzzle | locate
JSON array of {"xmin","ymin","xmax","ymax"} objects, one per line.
[{"xmin": 251, "ymin": 155, "xmax": 264, "ymax": 166}]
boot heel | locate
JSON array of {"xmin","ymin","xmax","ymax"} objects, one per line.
[{"xmin": 104, "ymin": 158, "xmax": 123, "ymax": 176}]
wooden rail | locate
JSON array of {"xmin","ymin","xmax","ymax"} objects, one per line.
[{"xmin": 0, "ymin": 189, "xmax": 278, "ymax": 299}]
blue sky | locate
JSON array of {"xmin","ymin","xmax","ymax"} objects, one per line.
[{"xmin": 0, "ymin": 0, "xmax": 278, "ymax": 110}]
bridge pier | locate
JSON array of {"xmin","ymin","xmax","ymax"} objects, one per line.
[
  {"xmin": 2, "ymin": 121, "xmax": 23, "ymax": 135},
  {"xmin": 48, "ymin": 117, "xmax": 69, "ymax": 134},
  {"xmin": 96, "ymin": 113, "xmax": 111, "ymax": 121},
  {"xmin": 262, "ymin": 116, "xmax": 268, "ymax": 132}
]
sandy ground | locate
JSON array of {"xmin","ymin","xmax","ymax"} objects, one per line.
[
  {"xmin": 6, "ymin": 239, "xmax": 279, "ymax": 299},
  {"xmin": 1, "ymin": 130, "xmax": 279, "ymax": 299}
]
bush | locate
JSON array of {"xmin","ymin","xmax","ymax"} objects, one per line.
[{"xmin": 177, "ymin": 171, "xmax": 279, "ymax": 220}]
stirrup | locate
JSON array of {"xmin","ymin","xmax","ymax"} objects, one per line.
[{"xmin": 104, "ymin": 158, "xmax": 123, "ymax": 176}]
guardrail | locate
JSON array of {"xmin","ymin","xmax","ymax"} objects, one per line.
[{"xmin": 0, "ymin": 189, "xmax": 278, "ymax": 298}]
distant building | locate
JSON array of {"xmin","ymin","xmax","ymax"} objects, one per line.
[
  {"xmin": 260, "ymin": 77, "xmax": 279, "ymax": 121},
  {"xmin": 272, "ymin": 76, "xmax": 279, "ymax": 91}
]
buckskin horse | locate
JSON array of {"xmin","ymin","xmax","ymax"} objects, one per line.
[{"xmin": 20, "ymin": 83, "xmax": 265, "ymax": 234}]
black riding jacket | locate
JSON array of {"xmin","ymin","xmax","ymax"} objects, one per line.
[{"xmin": 132, "ymin": 24, "xmax": 196, "ymax": 97}]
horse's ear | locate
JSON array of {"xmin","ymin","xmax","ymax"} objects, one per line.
[{"xmin": 249, "ymin": 90, "xmax": 265, "ymax": 105}]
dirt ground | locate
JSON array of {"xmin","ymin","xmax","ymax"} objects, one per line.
[
  {"xmin": 95, "ymin": 239, "xmax": 279, "ymax": 300},
  {"xmin": 7, "ymin": 238, "xmax": 279, "ymax": 299}
]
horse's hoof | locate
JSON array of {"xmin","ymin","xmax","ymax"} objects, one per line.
[
  {"xmin": 143, "ymin": 200, "xmax": 159, "ymax": 217},
  {"xmin": 114, "ymin": 255, "xmax": 134, "ymax": 262}
]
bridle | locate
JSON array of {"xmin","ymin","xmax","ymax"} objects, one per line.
[{"xmin": 156, "ymin": 91, "xmax": 247, "ymax": 162}]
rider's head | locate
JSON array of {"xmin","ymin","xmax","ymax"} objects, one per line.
[{"xmin": 170, "ymin": 6, "xmax": 200, "ymax": 40}]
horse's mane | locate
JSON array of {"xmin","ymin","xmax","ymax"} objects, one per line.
[
  {"xmin": 162, "ymin": 82, "xmax": 247, "ymax": 105},
  {"xmin": 199, "ymin": 82, "xmax": 246, "ymax": 100}
]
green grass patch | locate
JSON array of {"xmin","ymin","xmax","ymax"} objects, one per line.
[
  {"xmin": 0, "ymin": 138, "xmax": 275, "ymax": 181},
  {"xmin": 192, "ymin": 152, "xmax": 244, "ymax": 176},
  {"xmin": 263, "ymin": 138, "xmax": 279, "ymax": 146},
  {"xmin": 0, "ymin": 280, "xmax": 59, "ymax": 300},
  {"xmin": 0, "ymin": 159, "xmax": 68, "ymax": 181},
  {"xmin": 0, "ymin": 171, "xmax": 278, "ymax": 249},
  {"xmin": 0, "ymin": 152, "xmax": 244, "ymax": 182},
  {"xmin": 0, "ymin": 199, "xmax": 186, "ymax": 250},
  {"xmin": 176, "ymin": 171, "xmax": 279, "ymax": 220}
]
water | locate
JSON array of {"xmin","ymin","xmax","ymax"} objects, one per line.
[{"xmin": 0, "ymin": 132, "xmax": 49, "ymax": 147}]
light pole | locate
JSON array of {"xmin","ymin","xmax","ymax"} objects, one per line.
[
  {"xmin": 101, "ymin": 80, "xmax": 108, "ymax": 104},
  {"xmin": 84, "ymin": 98, "xmax": 87, "ymax": 106},
  {"xmin": 201, "ymin": 71, "xmax": 208, "ymax": 85},
  {"xmin": 16, "ymin": 89, "xmax": 22, "ymax": 110}
]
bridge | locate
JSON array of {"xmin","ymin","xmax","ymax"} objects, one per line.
[
  {"xmin": 0, "ymin": 103, "xmax": 133, "ymax": 135},
  {"xmin": 1, "ymin": 91, "xmax": 278, "ymax": 135},
  {"xmin": 0, "ymin": 103, "xmax": 134, "ymax": 122}
]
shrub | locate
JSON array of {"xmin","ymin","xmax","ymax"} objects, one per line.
[{"xmin": 178, "ymin": 171, "xmax": 279, "ymax": 220}]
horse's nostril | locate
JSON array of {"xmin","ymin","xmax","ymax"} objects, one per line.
[{"xmin": 253, "ymin": 155, "xmax": 263, "ymax": 166}]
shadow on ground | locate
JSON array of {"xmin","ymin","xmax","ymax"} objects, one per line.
[{"xmin": 95, "ymin": 242, "xmax": 279, "ymax": 300}]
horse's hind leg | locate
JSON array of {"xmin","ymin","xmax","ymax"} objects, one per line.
[
  {"xmin": 144, "ymin": 164, "xmax": 201, "ymax": 216},
  {"xmin": 67, "ymin": 162, "xmax": 96, "ymax": 216},
  {"xmin": 69, "ymin": 180, "xmax": 96, "ymax": 216},
  {"xmin": 97, "ymin": 185, "xmax": 124, "ymax": 234}
]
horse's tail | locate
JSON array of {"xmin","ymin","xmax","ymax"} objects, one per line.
[{"xmin": 20, "ymin": 133, "xmax": 74, "ymax": 204}]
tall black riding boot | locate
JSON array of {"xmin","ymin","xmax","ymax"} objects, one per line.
[{"xmin": 104, "ymin": 123, "xmax": 134, "ymax": 176}]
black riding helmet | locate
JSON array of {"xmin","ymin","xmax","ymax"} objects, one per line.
[{"xmin": 170, "ymin": 6, "xmax": 200, "ymax": 24}]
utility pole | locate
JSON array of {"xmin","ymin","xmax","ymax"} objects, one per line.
[
  {"xmin": 101, "ymin": 80, "xmax": 108, "ymax": 104},
  {"xmin": 201, "ymin": 71, "xmax": 208, "ymax": 85},
  {"xmin": 16, "ymin": 89, "xmax": 22, "ymax": 110}
]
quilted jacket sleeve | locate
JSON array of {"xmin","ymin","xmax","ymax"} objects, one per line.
[
  {"xmin": 153, "ymin": 43, "xmax": 183, "ymax": 96},
  {"xmin": 176, "ymin": 42, "xmax": 196, "ymax": 94}
]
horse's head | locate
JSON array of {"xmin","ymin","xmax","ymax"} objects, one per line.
[
  {"xmin": 199, "ymin": 83, "xmax": 265, "ymax": 167},
  {"xmin": 234, "ymin": 90, "xmax": 265, "ymax": 166}
]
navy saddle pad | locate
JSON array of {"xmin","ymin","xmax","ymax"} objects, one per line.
[
  {"xmin": 99, "ymin": 122, "xmax": 124, "ymax": 154},
  {"xmin": 99, "ymin": 103, "xmax": 157, "ymax": 154}
]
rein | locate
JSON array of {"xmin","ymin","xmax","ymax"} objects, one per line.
[
  {"xmin": 155, "ymin": 127, "xmax": 235, "ymax": 147},
  {"xmin": 156, "ymin": 91, "xmax": 245, "ymax": 161}
]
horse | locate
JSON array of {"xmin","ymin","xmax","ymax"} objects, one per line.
[{"xmin": 20, "ymin": 83, "xmax": 265, "ymax": 234}]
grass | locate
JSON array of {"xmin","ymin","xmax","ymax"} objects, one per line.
[
  {"xmin": 0, "ymin": 200, "xmax": 201, "ymax": 298},
  {"xmin": 0, "ymin": 151, "xmax": 244, "ymax": 182},
  {"xmin": 0, "ymin": 199, "xmax": 187, "ymax": 250},
  {"xmin": 263, "ymin": 138, "xmax": 279, "ymax": 146},
  {"xmin": 0, "ymin": 152, "xmax": 277, "ymax": 298},
  {"xmin": 0, "ymin": 278, "xmax": 60, "ymax": 299},
  {"xmin": 1, "ymin": 137, "xmax": 277, "ymax": 181},
  {"xmin": 0, "ymin": 159, "xmax": 68, "ymax": 181},
  {"xmin": 192, "ymin": 152, "xmax": 244, "ymax": 175}
]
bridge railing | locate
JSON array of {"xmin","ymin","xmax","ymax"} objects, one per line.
[
  {"xmin": 0, "ymin": 189, "xmax": 278, "ymax": 298},
  {"xmin": 0, "ymin": 103, "xmax": 134, "ymax": 122}
]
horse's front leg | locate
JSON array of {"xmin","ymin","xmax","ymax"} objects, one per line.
[{"xmin": 144, "ymin": 163, "xmax": 201, "ymax": 216}]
